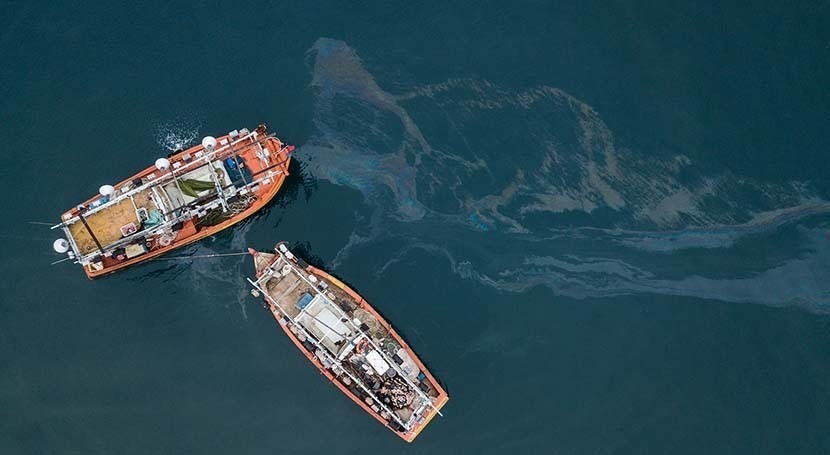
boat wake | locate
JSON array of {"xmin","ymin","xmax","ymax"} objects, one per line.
[
  {"xmin": 155, "ymin": 117, "xmax": 202, "ymax": 153},
  {"xmin": 301, "ymin": 38, "xmax": 830, "ymax": 313}
]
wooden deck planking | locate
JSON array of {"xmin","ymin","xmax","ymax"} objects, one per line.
[
  {"xmin": 265, "ymin": 274, "xmax": 306, "ymax": 319},
  {"xmin": 68, "ymin": 198, "xmax": 139, "ymax": 255}
]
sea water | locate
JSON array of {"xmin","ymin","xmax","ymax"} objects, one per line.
[{"xmin": 1, "ymin": 1, "xmax": 829, "ymax": 453}]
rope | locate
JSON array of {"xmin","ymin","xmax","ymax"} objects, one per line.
[
  {"xmin": 151, "ymin": 252, "xmax": 251, "ymax": 261},
  {"xmin": 157, "ymin": 231, "xmax": 177, "ymax": 247},
  {"xmin": 227, "ymin": 195, "xmax": 256, "ymax": 215}
]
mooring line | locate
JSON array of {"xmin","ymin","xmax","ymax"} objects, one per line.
[{"xmin": 151, "ymin": 252, "xmax": 251, "ymax": 261}]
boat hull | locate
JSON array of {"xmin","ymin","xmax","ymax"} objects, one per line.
[{"xmin": 252, "ymin": 250, "xmax": 448, "ymax": 442}]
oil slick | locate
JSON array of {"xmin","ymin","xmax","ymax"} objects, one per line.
[{"xmin": 303, "ymin": 38, "xmax": 830, "ymax": 313}]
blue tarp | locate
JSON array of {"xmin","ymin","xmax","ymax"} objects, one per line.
[{"xmin": 296, "ymin": 292, "xmax": 314, "ymax": 310}]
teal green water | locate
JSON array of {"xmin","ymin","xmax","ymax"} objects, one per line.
[{"xmin": 2, "ymin": 1, "xmax": 830, "ymax": 453}]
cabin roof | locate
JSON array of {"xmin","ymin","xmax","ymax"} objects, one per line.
[{"xmin": 297, "ymin": 294, "xmax": 352, "ymax": 353}]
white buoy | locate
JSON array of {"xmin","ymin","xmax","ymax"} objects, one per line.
[
  {"xmin": 202, "ymin": 136, "xmax": 217, "ymax": 151},
  {"xmin": 98, "ymin": 184, "xmax": 115, "ymax": 197},
  {"xmin": 53, "ymin": 238, "xmax": 70, "ymax": 254},
  {"xmin": 155, "ymin": 158, "xmax": 171, "ymax": 171}
]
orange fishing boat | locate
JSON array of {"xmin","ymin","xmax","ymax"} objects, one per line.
[
  {"xmin": 52, "ymin": 125, "xmax": 293, "ymax": 278},
  {"xmin": 247, "ymin": 243, "xmax": 448, "ymax": 442}
]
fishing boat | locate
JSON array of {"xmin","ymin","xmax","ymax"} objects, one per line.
[
  {"xmin": 247, "ymin": 243, "xmax": 448, "ymax": 442},
  {"xmin": 51, "ymin": 125, "xmax": 293, "ymax": 278}
]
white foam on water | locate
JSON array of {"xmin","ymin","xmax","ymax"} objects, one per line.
[{"xmin": 155, "ymin": 117, "xmax": 201, "ymax": 153}]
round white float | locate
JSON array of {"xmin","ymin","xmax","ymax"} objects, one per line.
[
  {"xmin": 53, "ymin": 238, "xmax": 70, "ymax": 254},
  {"xmin": 202, "ymin": 136, "xmax": 217, "ymax": 151},
  {"xmin": 99, "ymin": 184, "xmax": 115, "ymax": 197},
  {"xmin": 155, "ymin": 158, "xmax": 171, "ymax": 170}
]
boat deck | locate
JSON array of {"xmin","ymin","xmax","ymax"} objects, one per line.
[
  {"xmin": 68, "ymin": 187, "xmax": 157, "ymax": 255},
  {"xmin": 264, "ymin": 272, "xmax": 306, "ymax": 319},
  {"xmin": 68, "ymin": 198, "xmax": 136, "ymax": 254},
  {"xmin": 253, "ymin": 247, "xmax": 447, "ymax": 441}
]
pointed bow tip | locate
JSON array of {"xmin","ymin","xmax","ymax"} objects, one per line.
[{"xmin": 247, "ymin": 247, "xmax": 258, "ymax": 256}]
